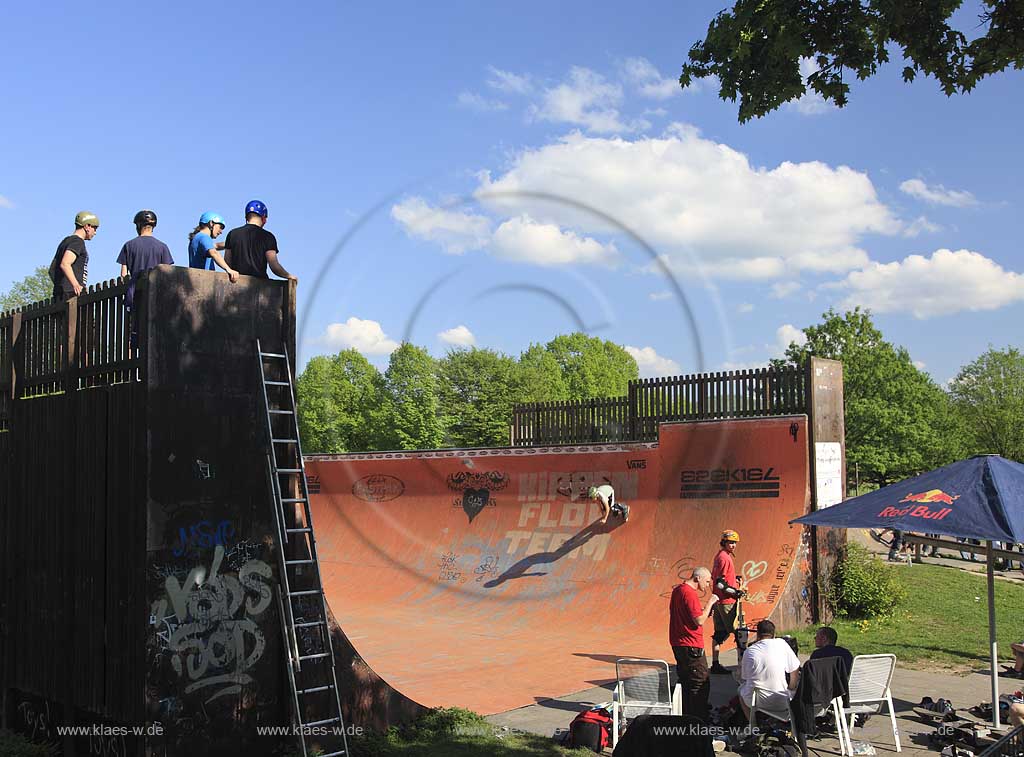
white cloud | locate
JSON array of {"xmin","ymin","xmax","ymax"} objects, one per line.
[
  {"xmin": 438, "ymin": 325, "xmax": 476, "ymax": 347},
  {"xmin": 773, "ymin": 324, "xmax": 807, "ymax": 357},
  {"xmin": 529, "ymin": 67, "xmax": 648, "ymax": 134},
  {"xmin": 913, "ymin": 360, "xmax": 927, "ymax": 370},
  {"xmin": 902, "ymin": 215, "xmax": 942, "ymax": 237},
  {"xmin": 624, "ymin": 345, "xmax": 681, "ymax": 377},
  {"xmin": 621, "ymin": 57, "xmax": 683, "ymax": 100},
  {"xmin": 457, "ymin": 91, "xmax": 508, "ymax": 112},
  {"xmin": 719, "ymin": 360, "xmax": 769, "ymax": 372},
  {"xmin": 490, "ymin": 215, "xmax": 619, "ymax": 267},
  {"xmin": 737, "ymin": 303, "xmax": 754, "ymax": 314},
  {"xmin": 899, "ymin": 178, "xmax": 977, "ymax": 207},
  {"xmin": 649, "ymin": 291, "xmax": 673, "ymax": 301},
  {"xmin": 834, "ymin": 248, "xmax": 1024, "ymax": 318},
  {"xmin": 785, "ymin": 58, "xmax": 837, "ymax": 116},
  {"xmin": 391, "ymin": 197, "xmax": 492, "ymax": 254},
  {"xmin": 476, "ymin": 126, "xmax": 899, "ymax": 279},
  {"xmin": 0, "ymin": 195, "xmax": 13, "ymax": 209},
  {"xmin": 322, "ymin": 317, "xmax": 399, "ymax": 355},
  {"xmin": 486, "ymin": 66, "xmax": 532, "ymax": 95},
  {"xmin": 771, "ymin": 281, "xmax": 801, "ymax": 299}
]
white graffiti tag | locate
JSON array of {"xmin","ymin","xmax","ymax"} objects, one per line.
[
  {"xmin": 741, "ymin": 560, "xmax": 768, "ymax": 581},
  {"xmin": 150, "ymin": 545, "xmax": 273, "ymax": 703}
]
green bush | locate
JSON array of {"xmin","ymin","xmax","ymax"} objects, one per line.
[
  {"xmin": 827, "ymin": 542, "xmax": 907, "ymax": 619},
  {"xmin": 0, "ymin": 729, "xmax": 56, "ymax": 756}
]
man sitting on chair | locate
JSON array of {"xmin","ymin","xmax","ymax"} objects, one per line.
[{"xmin": 739, "ymin": 620, "xmax": 801, "ymax": 719}]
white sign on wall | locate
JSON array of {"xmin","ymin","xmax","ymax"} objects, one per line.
[{"xmin": 815, "ymin": 442, "xmax": 843, "ymax": 508}]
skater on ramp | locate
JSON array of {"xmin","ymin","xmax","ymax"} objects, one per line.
[
  {"xmin": 589, "ymin": 484, "xmax": 629, "ymax": 525},
  {"xmin": 710, "ymin": 529, "xmax": 744, "ymax": 674}
]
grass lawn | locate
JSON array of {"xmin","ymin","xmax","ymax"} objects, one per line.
[{"xmin": 788, "ymin": 560, "xmax": 1024, "ymax": 673}]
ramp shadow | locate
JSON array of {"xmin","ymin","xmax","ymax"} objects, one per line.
[{"xmin": 484, "ymin": 520, "xmax": 619, "ymax": 588}]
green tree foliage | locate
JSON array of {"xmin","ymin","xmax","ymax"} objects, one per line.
[
  {"xmin": 1, "ymin": 266, "xmax": 53, "ymax": 312},
  {"xmin": 949, "ymin": 347, "xmax": 1024, "ymax": 462},
  {"xmin": 381, "ymin": 343, "xmax": 445, "ymax": 451},
  {"xmin": 439, "ymin": 348, "xmax": 521, "ymax": 448},
  {"xmin": 777, "ymin": 308, "xmax": 961, "ymax": 486},
  {"xmin": 515, "ymin": 343, "xmax": 570, "ymax": 403},
  {"xmin": 541, "ymin": 332, "xmax": 639, "ymax": 400},
  {"xmin": 680, "ymin": 0, "xmax": 1024, "ymax": 122},
  {"xmin": 296, "ymin": 350, "xmax": 387, "ymax": 453}
]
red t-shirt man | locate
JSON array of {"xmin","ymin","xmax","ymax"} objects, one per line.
[
  {"xmin": 669, "ymin": 582, "xmax": 705, "ymax": 648},
  {"xmin": 669, "ymin": 568, "xmax": 718, "ymax": 720}
]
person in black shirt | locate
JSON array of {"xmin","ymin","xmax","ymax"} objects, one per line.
[
  {"xmin": 49, "ymin": 210, "xmax": 100, "ymax": 300},
  {"xmin": 808, "ymin": 626, "xmax": 854, "ymax": 677},
  {"xmin": 223, "ymin": 200, "xmax": 297, "ymax": 281}
]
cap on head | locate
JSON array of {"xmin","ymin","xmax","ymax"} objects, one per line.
[
  {"xmin": 721, "ymin": 529, "xmax": 740, "ymax": 544},
  {"xmin": 245, "ymin": 199, "xmax": 268, "ymax": 218},
  {"xmin": 199, "ymin": 211, "xmax": 224, "ymax": 226},
  {"xmin": 133, "ymin": 209, "xmax": 158, "ymax": 228},
  {"xmin": 75, "ymin": 211, "xmax": 100, "ymax": 228}
]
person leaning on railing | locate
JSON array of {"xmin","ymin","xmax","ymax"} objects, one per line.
[
  {"xmin": 222, "ymin": 200, "xmax": 297, "ymax": 282},
  {"xmin": 49, "ymin": 211, "xmax": 100, "ymax": 300}
]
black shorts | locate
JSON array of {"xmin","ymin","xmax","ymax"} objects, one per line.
[{"xmin": 712, "ymin": 601, "xmax": 738, "ymax": 644}]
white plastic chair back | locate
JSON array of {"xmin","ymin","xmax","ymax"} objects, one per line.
[
  {"xmin": 612, "ymin": 658, "xmax": 680, "ymax": 747},
  {"xmin": 847, "ymin": 654, "xmax": 896, "ymax": 705}
]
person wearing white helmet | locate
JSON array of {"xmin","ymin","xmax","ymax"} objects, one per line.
[
  {"xmin": 710, "ymin": 529, "xmax": 745, "ymax": 674},
  {"xmin": 188, "ymin": 211, "xmax": 238, "ymax": 281},
  {"xmin": 587, "ymin": 483, "xmax": 629, "ymax": 525},
  {"xmin": 49, "ymin": 210, "xmax": 100, "ymax": 300}
]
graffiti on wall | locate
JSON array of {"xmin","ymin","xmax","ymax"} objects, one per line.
[
  {"xmin": 149, "ymin": 542, "xmax": 273, "ymax": 704},
  {"xmin": 447, "ymin": 470, "xmax": 510, "ymax": 522}
]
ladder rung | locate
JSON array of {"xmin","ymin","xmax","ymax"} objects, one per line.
[
  {"xmin": 269, "ymin": 409, "xmax": 294, "ymax": 415},
  {"xmin": 277, "ymin": 468, "xmax": 302, "ymax": 473},
  {"xmin": 320, "ymin": 749, "xmax": 347, "ymax": 756},
  {"xmin": 286, "ymin": 559, "xmax": 315, "ymax": 565},
  {"xmin": 261, "ymin": 352, "xmax": 288, "ymax": 359},
  {"xmin": 290, "ymin": 590, "xmax": 322, "ymax": 597},
  {"xmin": 264, "ymin": 380, "xmax": 290, "ymax": 386},
  {"xmin": 298, "ymin": 652, "xmax": 331, "ymax": 662},
  {"xmin": 295, "ymin": 620, "xmax": 325, "ymax": 628},
  {"xmin": 281, "ymin": 497, "xmax": 307, "ymax": 503},
  {"xmin": 273, "ymin": 438, "xmax": 298, "ymax": 444},
  {"xmin": 286, "ymin": 527, "xmax": 312, "ymax": 534},
  {"xmin": 301, "ymin": 716, "xmax": 341, "ymax": 727},
  {"xmin": 298, "ymin": 684, "xmax": 335, "ymax": 695}
]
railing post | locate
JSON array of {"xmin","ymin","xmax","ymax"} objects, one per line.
[
  {"xmin": 627, "ymin": 380, "xmax": 637, "ymax": 441},
  {"xmin": 66, "ymin": 297, "xmax": 78, "ymax": 393},
  {"xmin": 10, "ymin": 311, "xmax": 23, "ymax": 401}
]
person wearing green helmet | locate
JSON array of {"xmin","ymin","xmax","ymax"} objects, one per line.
[
  {"xmin": 587, "ymin": 483, "xmax": 629, "ymax": 525},
  {"xmin": 48, "ymin": 211, "xmax": 99, "ymax": 300},
  {"xmin": 188, "ymin": 212, "xmax": 238, "ymax": 281}
]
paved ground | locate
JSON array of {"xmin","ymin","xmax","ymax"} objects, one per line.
[{"xmin": 488, "ymin": 648, "xmax": 1023, "ymax": 754}]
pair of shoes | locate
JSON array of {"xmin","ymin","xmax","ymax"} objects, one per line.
[{"xmin": 709, "ymin": 662, "xmax": 731, "ymax": 674}]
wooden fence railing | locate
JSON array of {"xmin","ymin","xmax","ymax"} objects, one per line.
[
  {"xmin": 511, "ymin": 365, "xmax": 807, "ymax": 445},
  {"xmin": 0, "ymin": 277, "xmax": 139, "ymax": 429}
]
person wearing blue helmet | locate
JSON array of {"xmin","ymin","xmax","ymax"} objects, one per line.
[
  {"xmin": 223, "ymin": 200, "xmax": 297, "ymax": 281},
  {"xmin": 188, "ymin": 212, "xmax": 239, "ymax": 281}
]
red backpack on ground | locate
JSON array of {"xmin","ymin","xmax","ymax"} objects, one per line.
[{"xmin": 567, "ymin": 707, "xmax": 613, "ymax": 752}]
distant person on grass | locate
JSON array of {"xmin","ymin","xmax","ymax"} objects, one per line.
[
  {"xmin": 223, "ymin": 200, "xmax": 297, "ymax": 282},
  {"xmin": 588, "ymin": 484, "xmax": 629, "ymax": 524},
  {"xmin": 188, "ymin": 211, "xmax": 238, "ymax": 281},
  {"xmin": 49, "ymin": 211, "xmax": 100, "ymax": 300}
]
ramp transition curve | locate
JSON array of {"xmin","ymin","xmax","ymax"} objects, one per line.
[{"xmin": 306, "ymin": 417, "xmax": 812, "ymax": 718}]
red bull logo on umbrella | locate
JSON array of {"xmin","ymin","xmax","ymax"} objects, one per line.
[{"xmin": 878, "ymin": 489, "xmax": 959, "ymax": 520}]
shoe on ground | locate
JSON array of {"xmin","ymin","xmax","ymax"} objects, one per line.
[
  {"xmin": 712, "ymin": 739, "xmax": 726, "ymax": 752},
  {"xmin": 709, "ymin": 662, "xmax": 732, "ymax": 674}
]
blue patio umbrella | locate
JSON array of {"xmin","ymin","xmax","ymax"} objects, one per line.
[{"xmin": 791, "ymin": 454, "xmax": 1024, "ymax": 728}]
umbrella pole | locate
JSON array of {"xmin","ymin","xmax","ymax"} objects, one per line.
[{"xmin": 987, "ymin": 541, "xmax": 1000, "ymax": 728}]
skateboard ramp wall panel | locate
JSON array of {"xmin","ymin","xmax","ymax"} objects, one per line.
[{"xmin": 307, "ymin": 416, "xmax": 811, "ymax": 715}]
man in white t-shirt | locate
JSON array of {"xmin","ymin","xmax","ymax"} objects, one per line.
[{"xmin": 739, "ymin": 619, "xmax": 801, "ymax": 718}]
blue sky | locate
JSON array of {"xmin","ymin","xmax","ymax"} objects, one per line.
[{"xmin": 2, "ymin": 1, "xmax": 1021, "ymax": 386}]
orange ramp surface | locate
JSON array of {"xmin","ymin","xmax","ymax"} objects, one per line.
[{"xmin": 306, "ymin": 417, "xmax": 811, "ymax": 714}]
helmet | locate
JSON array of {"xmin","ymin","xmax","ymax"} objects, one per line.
[
  {"xmin": 245, "ymin": 199, "xmax": 268, "ymax": 217},
  {"xmin": 199, "ymin": 211, "xmax": 225, "ymax": 226},
  {"xmin": 587, "ymin": 486, "xmax": 599, "ymax": 499},
  {"xmin": 721, "ymin": 530, "xmax": 740, "ymax": 544},
  {"xmin": 133, "ymin": 209, "xmax": 158, "ymax": 228},
  {"xmin": 74, "ymin": 211, "xmax": 100, "ymax": 228}
]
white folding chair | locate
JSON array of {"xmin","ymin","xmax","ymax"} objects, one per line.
[
  {"xmin": 611, "ymin": 658, "xmax": 682, "ymax": 748},
  {"xmin": 748, "ymin": 687, "xmax": 798, "ymax": 733},
  {"xmin": 840, "ymin": 653, "xmax": 901, "ymax": 752}
]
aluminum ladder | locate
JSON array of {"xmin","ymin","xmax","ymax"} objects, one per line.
[{"xmin": 257, "ymin": 339, "xmax": 348, "ymax": 757}]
